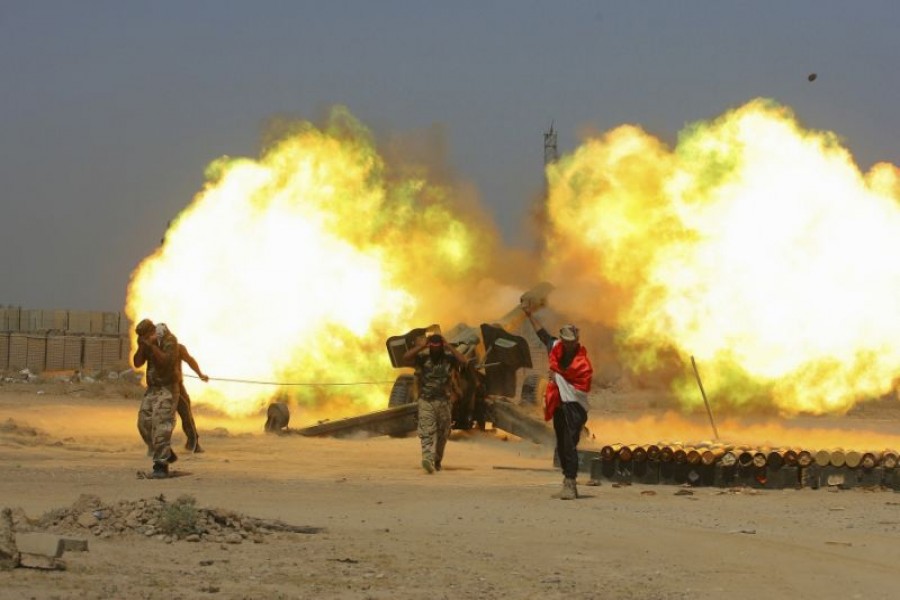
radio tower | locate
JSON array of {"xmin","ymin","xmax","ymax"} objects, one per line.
[{"xmin": 543, "ymin": 120, "xmax": 558, "ymax": 165}]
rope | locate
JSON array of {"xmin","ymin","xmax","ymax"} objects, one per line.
[{"xmin": 183, "ymin": 373, "xmax": 396, "ymax": 387}]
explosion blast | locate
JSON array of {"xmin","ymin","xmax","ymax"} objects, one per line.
[
  {"xmin": 543, "ymin": 98, "xmax": 900, "ymax": 415},
  {"xmin": 128, "ymin": 99, "xmax": 900, "ymax": 421},
  {"xmin": 127, "ymin": 108, "xmax": 521, "ymax": 417}
]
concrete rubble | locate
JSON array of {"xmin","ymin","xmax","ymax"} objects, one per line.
[{"xmin": 7, "ymin": 493, "xmax": 323, "ymax": 553}]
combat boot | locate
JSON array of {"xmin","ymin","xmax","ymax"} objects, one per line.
[
  {"xmin": 421, "ymin": 458, "xmax": 435, "ymax": 474},
  {"xmin": 150, "ymin": 462, "xmax": 169, "ymax": 479},
  {"xmin": 434, "ymin": 459, "xmax": 442, "ymax": 472},
  {"xmin": 560, "ymin": 477, "xmax": 578, "ymax": 500},
  {"xmin": 551, "ymin": 478, "xmax": 567, "ymax": 499}
]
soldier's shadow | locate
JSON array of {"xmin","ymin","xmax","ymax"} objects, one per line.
[{"xmin": 137, "ymin": 470, "xmax": 193, "ymax": 479}]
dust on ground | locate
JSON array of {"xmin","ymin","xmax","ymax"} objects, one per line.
[{"xmin": 1, "ymin": 378, "xmax": 899, "ymax": 600}]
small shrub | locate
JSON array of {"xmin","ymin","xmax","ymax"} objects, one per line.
[{"xmin": 157, "ymin": 495, "xmax": 200, "ymax": 537}]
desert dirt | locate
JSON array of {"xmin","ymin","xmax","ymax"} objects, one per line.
[{"xmin": 2, "ymin": 378, "xmax": 900, "ymax": 600}]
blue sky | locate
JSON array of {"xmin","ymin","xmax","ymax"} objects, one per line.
[{"xmin": 2, "ymin": 1, "xmax": 898, "ymax": 309}]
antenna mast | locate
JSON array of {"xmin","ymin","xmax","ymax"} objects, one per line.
[{"xmin": 543, "ymin": 120, "xmax": 558, "ymax": 165}]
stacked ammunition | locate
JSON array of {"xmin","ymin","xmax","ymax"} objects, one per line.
[{"xmin": 588, "ymin": 443, "xmax": 900, "ymax": 490}]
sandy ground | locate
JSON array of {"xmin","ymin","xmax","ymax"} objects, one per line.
[{"xmin": 2, "ymin": 380, "xmax": 900, "ymax": 600}]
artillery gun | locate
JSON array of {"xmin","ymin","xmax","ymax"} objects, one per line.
[
  {"xmin": 276, "ymin": 283, "xmax": 557, "ymax": 443},
  {"xmin": 384, "ymin": 282, "xmax": 554, "ymax": 430},
  {"xmin": 385, "ymin": 321, "xmax": 533, "ymax": 431}
]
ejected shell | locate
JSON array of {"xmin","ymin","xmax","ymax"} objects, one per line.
[
  {"xmin": 797, "ymin": 450, "xmax": 813, "ymax": 467},
  {"xmin": 766, "ymin": 449, "xmax": 785, "ymax": 469},
  {"xmin": 632, "ymin": 445, "xmax": 648, "ymax": 462},
  {"xmin": 843, "ymin": 450, "xmax": 863, "ymax": 468},
  {"xmin": 686, "ymin": 448, "xmax": 702, "ymax": 465},
  {"xmin": 783, "ymin": 449, "xmax": 798, "ymax": 467},
  {"xmin": 859, "ymin": 452, "xmax": 877, "ymax": 470},
  {"xmin": 829, "ymin": 448, "xmax": 846, "ymax": 468},
  {"xmin": 752, "ymin": 450, "xmax": 768, "ymax": 468},
  {"xmin": 881, "ymin": 450, "xmax": 898, "ymax": 469},
  {"xmin": 738, "ymin": 450, "xmax": 755, "ymax": 468},
  {"xmin": 600, "ymin": 444, "xmax": 617, "ymax": 461},
  {"xmin": 720, "ymin": 450, "xmax": 738, "ymax": 467},
  {"xmin": 659, "ymin": 445, "xmax": 674, "ymax": 463},
  {"xmin": 701, "ymin": 448, "xmax": 725, "ymax": 466},
  {"xmin": 645, "ymin": 444, "xmax": 661, "ymax": 461},
  {"xmin": 814, "ymin": 449, "xmax": 831, "ymax": 467}
]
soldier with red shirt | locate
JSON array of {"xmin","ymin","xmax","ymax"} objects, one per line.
[{"xmin": 523, "ymin": 308, "xmax": 593, "ymax": 500}]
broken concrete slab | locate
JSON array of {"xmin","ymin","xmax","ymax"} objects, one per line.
[
  {"xmin": 18, "ymin": 553, "xmax": 65, "ymax": 570},
  {"xmin": 14, "ymin": 532, "xmax": 65, "ymax": 558}
]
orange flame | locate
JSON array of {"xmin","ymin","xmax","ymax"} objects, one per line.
[{"xmin": 126, "ymin": 108, "xmax": 520, "ymax": 418}]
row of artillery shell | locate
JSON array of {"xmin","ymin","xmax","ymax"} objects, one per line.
[{"xmin": 599, "ymin": 444, "xmax": 899, "ymax": 470}]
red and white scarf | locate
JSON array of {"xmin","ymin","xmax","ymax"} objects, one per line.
[{"xmin": 544, "ymin": 340, "xmax": 593, "ymax": 421}]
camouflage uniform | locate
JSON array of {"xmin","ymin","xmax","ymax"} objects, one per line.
[
  {"xmin": 136, "ymin": 329, "xmax": 180, "ymax": 468},
  {"xmin": 415, "ymin": 355, "xmax": 455, "ymax": 470},
  {"xmin": 138, "ymin": 343, "xmax": 202, "ymax": 453}
]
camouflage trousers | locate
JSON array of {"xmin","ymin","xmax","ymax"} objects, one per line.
[
  {"xmin": 418, "ymin": 398, "xmax": 451, "ymax": 464},
  {"xmin": 138, "ymin": 383, "xmax": 199, "ymax": 452},
  {"xmin": 137, "ymin": 385, "xmax": 179, "ymax": 465}
]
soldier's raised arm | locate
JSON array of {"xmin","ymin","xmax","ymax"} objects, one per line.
[
  {"xmin": 522, "ymin": 306, "xmax": 555, "ymax": 353},
  {"xmin": 401, "ymin": 337, "xmax": 427, "ymax": 367},
  {"xmin": 443, "ymin": 340, "xmax": 469, "ymax": 365}
]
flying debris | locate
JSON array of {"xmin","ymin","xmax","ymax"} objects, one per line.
[{"xmin": 807, "ymin": 73, "xmax": 817, "ymax": 82}]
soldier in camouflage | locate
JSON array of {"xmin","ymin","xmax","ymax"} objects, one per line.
[
  {"xmin": 137, "ymin": 334, "xmax": 208, "ymax": 455},
  {"xmin": 402, "ymin": 333, "xmax": 467, "ymax": 473},
  {"xmin": 133, "ymin": 319, "xmax": 180, "ymax": 479}
]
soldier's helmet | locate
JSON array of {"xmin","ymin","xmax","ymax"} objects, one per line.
[{"xmin": 426, "ymin": 333, "xmax": 444, "ymax": 347}]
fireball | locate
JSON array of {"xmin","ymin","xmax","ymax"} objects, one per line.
[
  {"xmin": 127, "ymin": 108, "xmax": 508, "ymax": 418},
  {"xmin": 544, "ymin": 99, "xmax": 900, "ymax": 415}
]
